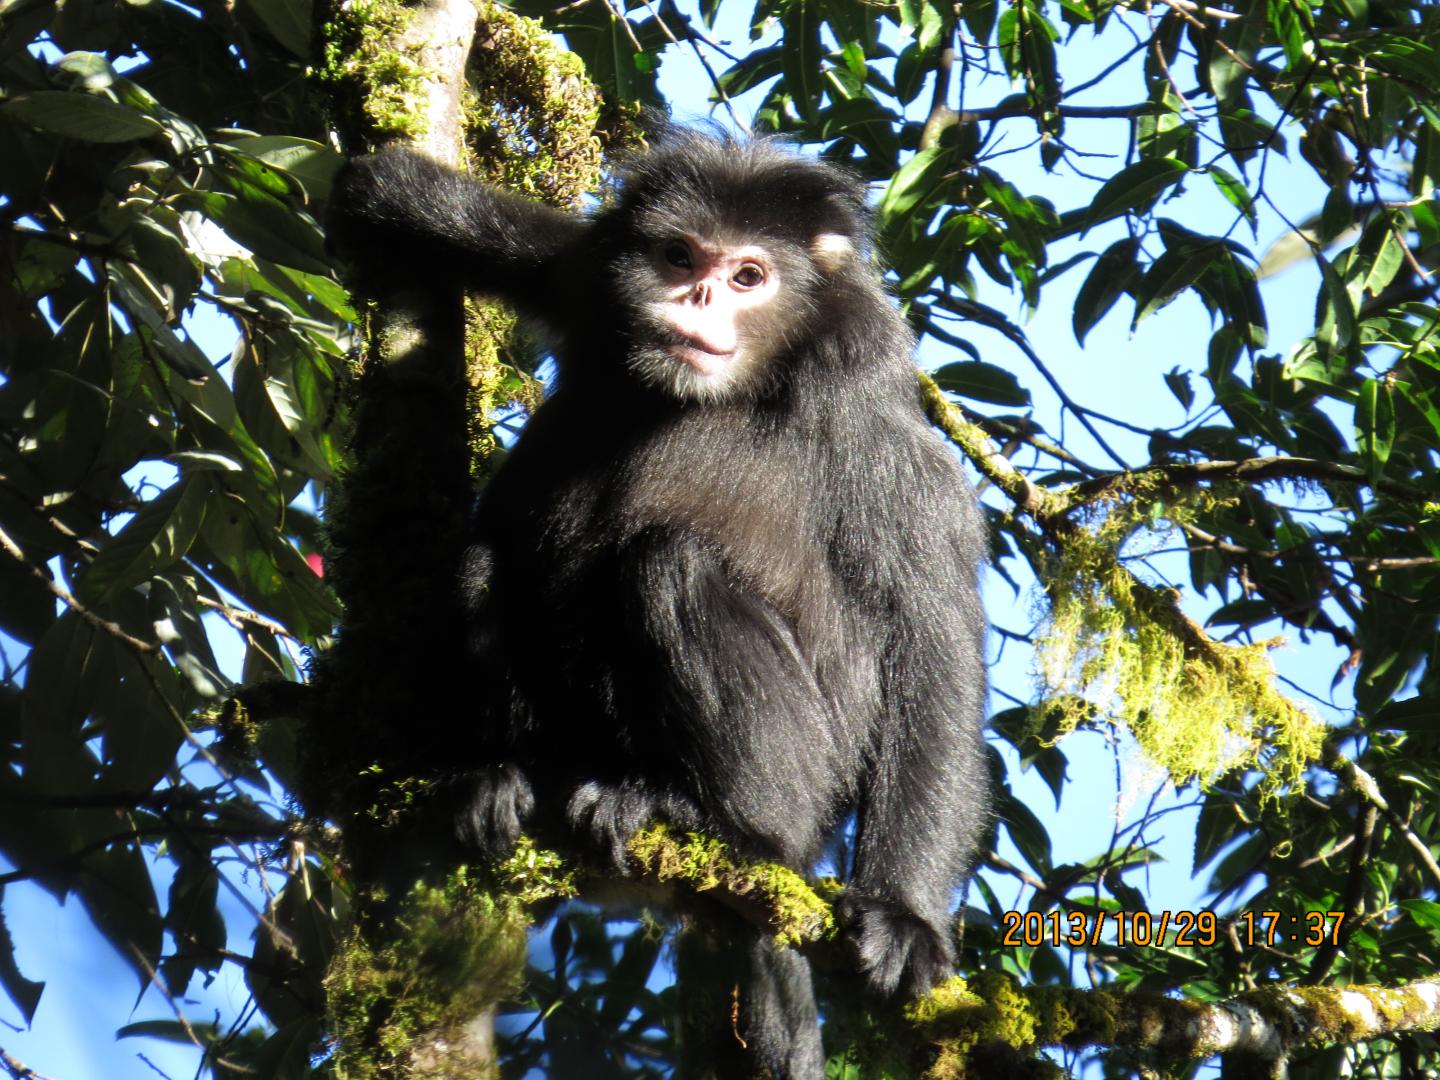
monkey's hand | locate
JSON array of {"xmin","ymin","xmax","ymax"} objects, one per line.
[
  {"xmin": 453, "ymin": 764, "xmax": 535, "ymax": 857},
  {"xmin": 835, "ymin": 893, "xmax": 955, "ymax": 998},
  {"xmin": 567, "ymin": 780, "xmax": 705, "ymax": 871}
]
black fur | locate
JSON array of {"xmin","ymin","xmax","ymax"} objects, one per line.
[{"xmin": 328, "ymin": 131, "xmax": 989, "ymax": 1077}]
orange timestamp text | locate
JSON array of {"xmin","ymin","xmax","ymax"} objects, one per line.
[{"xmin": 999, "ymin": 909, "xmax": 1347, "ymax": 949}]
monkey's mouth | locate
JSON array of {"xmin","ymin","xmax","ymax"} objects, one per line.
[{"xmin": 665, "ymin": 338, "xmax": 736, "ymax": 376}]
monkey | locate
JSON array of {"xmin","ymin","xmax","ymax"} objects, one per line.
[{"xmin": 327, "ymin": 128, "xmax": 990, "ymax": 1077}]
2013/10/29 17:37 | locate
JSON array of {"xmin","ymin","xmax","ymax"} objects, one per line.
[{"xmin": 1000, "ymin": 909, "xmax": 1348, "ymax": 949}]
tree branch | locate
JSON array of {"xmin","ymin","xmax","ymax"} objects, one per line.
[
  {"xmin": 0, "ymin": 1046, "xmax": 59, "ymax": 1080},
  {"xmin": 0, "ymin": 522, "xmax": 160, "ymax": 654},
  {"xmin": 1069, "ymin": 456, "xmax": 1428, "ymax": 507},
  {"xmin": 915, "ymin": 973, "xmax": 1440, "ymax": 1067}
]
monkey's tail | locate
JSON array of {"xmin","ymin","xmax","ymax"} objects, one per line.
[{"xmin": 674, "ymin": 922, "xmax": 824, "ymax": 1079}]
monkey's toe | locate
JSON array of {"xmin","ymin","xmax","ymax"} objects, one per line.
[
  {"xmin": 453, "ymin": 764, "xmax": 535, "ymax": 856},
  {"xmin": 566, "ymin": 780, "xmax": 654, "ymax": 869},
  {"xmin": 567, "ymin": 780, "xmax": 706, "ymax": 870}
]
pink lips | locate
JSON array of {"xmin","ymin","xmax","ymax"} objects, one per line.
[{"xmin": 668, "ymin": 338, "xmax": 734, "ymax": 374}]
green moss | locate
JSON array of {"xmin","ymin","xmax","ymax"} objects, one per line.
[
  {"xmin": 318, "ymin": 0, "xmax": 429, "ymax": 141},
  {"xmin": 627, "ymin": 824, "xmax": 835, "ymax": 947},
  {"xmin": 494, "ymin": 836, "xmax": 578, "ymax": 906},
  {"xmin": 905, "ymin": 974, "xmax": 1073, "ymax": 1079},
  {"xmin": 462, "ymin": 297, "xmax": 545, "ymax": 479},
  {"xmin": 463, "ymin": 1, "xmax": 604, "ymax": 209},
  {"xmin": 1033, "ymin": 490, "xmax": 1324, "ymax": 806},
  {"xmin": 356, "ymin": 763, "xmax": 435, "ymax": 830},
  {"xmin": 327, "ymin": 868, "xmax": 528, "ymax": 1079}
]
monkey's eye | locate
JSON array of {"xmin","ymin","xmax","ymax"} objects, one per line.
[
  {"xmin": 731, "ymin": 263, "xmax": 766, "ymax": 289},
  {"xmin": 664, "ymin": 242, "xmax": 693, "ymax": 270}
]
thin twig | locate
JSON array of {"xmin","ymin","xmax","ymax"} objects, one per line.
[
  {"xmin": 0, "ymin": 1046, "xmax": 60, "ymax": 1080},
  {"xmin": 0, "ymin": 523, "xmax": 161, "ymax": 654}
]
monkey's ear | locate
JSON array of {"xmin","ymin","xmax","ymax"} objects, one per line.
[{"xmin": 811, "ymin": 232, "xmax": 855, "ymax": 273}]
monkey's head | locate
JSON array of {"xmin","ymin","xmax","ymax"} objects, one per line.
[{"xmin": 593, "ymin": 133, "xmax": 873, "ymax": 403}]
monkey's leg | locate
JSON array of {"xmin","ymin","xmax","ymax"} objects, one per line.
[
  {"xmin": 612, "ymin": 529, "xmax": 849, "ymax": 866},
  {"xmin": 448, "ymin": 542, "xmax": 538, "ymax": 856}
]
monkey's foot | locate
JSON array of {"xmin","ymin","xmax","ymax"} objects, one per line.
[
  {"xmin": 566, "ymin": 780, "xmax": 703, "ymax": 870},
  {"xmin": 836, "ymin": 893, "xmax": 954, "ymax": 998},
  {"xmin": 453, "ymin": 764, "xmax": 535, "ymax": 856}
]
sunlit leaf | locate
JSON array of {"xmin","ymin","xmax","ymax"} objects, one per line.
[
  {"xmin": 1083, "ymin": 158, "xmax": 1188, "ymax": 232},
  {"xmin": 3, "ymin": 91, "xmax": 163, "ymax": 142}
]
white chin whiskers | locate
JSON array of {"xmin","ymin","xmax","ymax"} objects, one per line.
[{"xmin": 629, "ymin": 346, "xmax": 746, "ymax": 402}]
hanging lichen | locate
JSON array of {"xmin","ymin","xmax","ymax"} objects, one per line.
[
  {"xmin": 326, "ymin": 868, "xmax": 529, "ymax": 1079},
  {"xmin": 1033, "ymin": 491, "xmax": 1325, "ymax": 806},
  {"xmin": 463, "ymin": 0, "xmax": 605, "ymax": 208},
  {"xmin": 455, "ymin": 1, "xmax": 611, "ymax": 476}
]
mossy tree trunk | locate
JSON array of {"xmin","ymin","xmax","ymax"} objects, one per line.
[{"xmin": 308, "ymin": 0, "xmax": 608, "ymax": 1074}]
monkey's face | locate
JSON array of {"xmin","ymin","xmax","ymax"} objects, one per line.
[{"xmin": 620, "ymin": 230, "xmax": 843, "ymax": 403}]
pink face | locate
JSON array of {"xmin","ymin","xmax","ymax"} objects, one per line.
[{"xmin": 655, "ymin": 237, "xmax": 780, "ymax": 379}]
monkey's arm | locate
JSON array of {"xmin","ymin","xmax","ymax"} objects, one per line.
[
  {"xmin": 842, "ymin": 440, "xmax": 990, "ymax": 997},
  {"xmin": 326, "ymin": 147, "xmax": 585, "ymax": 314}
]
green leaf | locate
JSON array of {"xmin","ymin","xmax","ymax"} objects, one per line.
[
  {"xmin": 107, "ymin": 270, "xmax": 214, "ymax": 379},
  {"xmin": 3, "ymin": 92, "xmax": 163, "ymax": 142},
  {"xmin": 998, "ymin": 787, "xmax": 1052, "ymax": 874},
  {"xmin": 1163, "ymin": 367, "xmax": 1194, "ymax": 411},
  {"xmin": 1137, "ymin": 85, "xmax": 1191, "ymax": 163},
  {"xmin": 151, "ymin": 574, "xmax": 229, "ymax": 700},
  {"xmin": 117, "ymin": 1020, "xmax": 197, "ymax": 1044},
  {"xmin": 1219, "ymin": 106, "xmax": 1281, "ymax": 169},
  {"xmin": 932, "ymin": 361, "xmax": 1031, "ymax": 406},
  {"xmin": 714, "ymin": 46, "xmax": 783, "ymax": 98},
  {"xmin": 161, "ymin": 844, "xmax": 226, "ymax": 995},
  {"xmin": 1396, "ymin": 377, "xmax": 1440, "ymax": 443},
  {"xmin": 248, "ymin": 1019, "xmax": 325, "ymax": 1078},
  {"xmin": 1206, "ymin": 598, "xmax": 1275, "ymax": 628},
  {"xmin": 1208, "ymin": 166, "xmax": 1256, "ymax": 229},
  {"xmin": 77, "ymin": 477, "xmax": 208, "ymax": 604},
  {"xmin": 1313, "ymin": 252, "xmax": 1356, "ymax": 356},
  {"xmin": 1132, "ymin": 244, "xmax": 1217, "ymax": 328},
  {"xmin": 97, "ymin": 648, "xmax": 187, "ymax": 796},
  {"xmin": 56, "ymin": 51, "xmax": 118, "ymax": 90},
  {"xmin": 1413, "ymin": 112, "xmax": 1440, "ymax": 198},
  {"xmin": 1362, "ymin": 221, "xmax": 1406, "ymax": 298},
  {"xmin": 0, "ymin": 551, "xmax": 57, "ymax": 647},
  {"xmin": 877, "ymin": 146, "xmax": 951, "ymax": 222},
  {"xmin": 893, "ymin": 41, "xmax": 929, "ymax": 105},
  {"xmin": 1373, "ymin": 697, "xmax": 1440, "ymax": 732},
  {"xmin": 0, "ymin": 900, "xmax": 43, "ymax": 1025},
  {"xmin": 916, "ymin": 0, "xmax": 949, "ymax": 54},
  {"xmin": 249, "ymin": 874, "xmax": 346, "ymax": 1026},
  {"xmin": 782, "ymin": 0, "xmax": 822, "ymax": 124},
  {"xmin": 242, "ymin": 0, "xmax": 312, "ymax": 57},
  {"xmin": 195, "ymin": 503, "xmax": 337, "ymax": 643},
  {"xmin": 1072, "ymin": 237, "xmax": 1140, "ymax": 344},
  {"xmin": 210, "ymin": 190, "xmax": 330, "ymax": 275},
  {"xmin": 1355, "ymin": 376, "xmax": 1395, "ymax": 483},
  {"xmin": 1083, "ymin": 158, "xmax": 1189, "ymax": 231},
  {"xmin": 1400, "ymin": 899, "xmax": 1440, "ymax": 932},
  {"xmin": 815, "ymin": 97, "xmax": 901, "ymax": 170},
  {"xmin": 74, "ymin": 843, "xmax": 163, "ymax": 994},
  {"xmin": 959, "ymin": 0, "xmax": 997, "ymax": 41}
]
